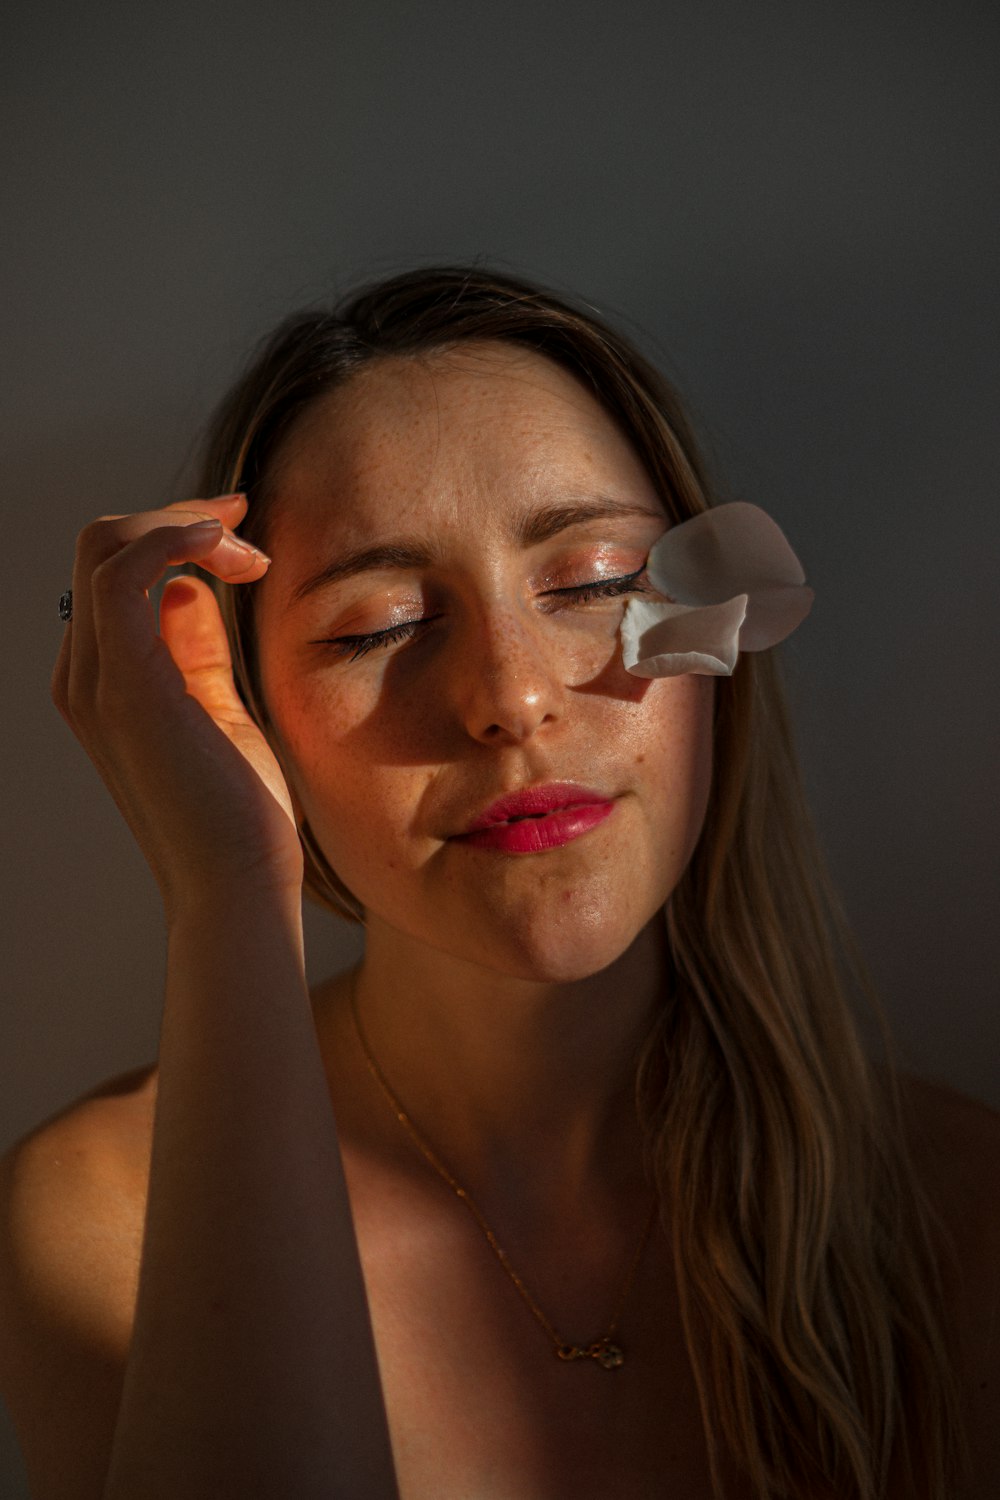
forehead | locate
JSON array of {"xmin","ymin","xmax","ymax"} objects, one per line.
[{"xmin": 265, "ymin": 342, "xmax": 662, "ymax": 548}]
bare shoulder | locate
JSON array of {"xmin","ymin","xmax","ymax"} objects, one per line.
[
  {"xmin": 894, "ymin": 1069, "xmax": 1000, "ymax": 1295},
  {"xmin": 895, "ymin": 1070, "xmax": 1000, "ymax": 1225},
  {"xmin": 0, "ymin": 1066, "xmax": 157, "ymax": 1500},
  {"xmin": 895, "ymin": 1071, "xmax": 1000, "ymax": 1497}
]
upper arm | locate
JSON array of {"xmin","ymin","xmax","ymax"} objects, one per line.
[{"xmin": 0, "ymin": 1087, "xmax": 151, "ymax": 1500}]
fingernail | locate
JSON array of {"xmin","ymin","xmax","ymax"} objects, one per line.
[
  {"xmin": 230, "ymin": 536, "xmax": 271, "ymax": 562},
  {"xmin": 186, "ymin": 519, "xmax": 224, "ymax": 534}
]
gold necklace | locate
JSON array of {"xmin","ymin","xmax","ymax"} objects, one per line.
[{"xmin": 349, "ymin": 981, "xmax": 657, "ymax": 1370}]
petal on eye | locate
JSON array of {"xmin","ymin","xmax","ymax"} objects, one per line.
[
  {"xmin": 621, "ymin": 595, "xmax": 748, "ymax": 677},
  {"xmin": 644, "ymin": 502, "xmax": 814, "ymax": 652}
]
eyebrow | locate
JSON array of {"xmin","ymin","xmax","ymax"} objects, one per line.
[{"xmin": 289, "ymin": 496, "xmax": 661, "ymax": 604}]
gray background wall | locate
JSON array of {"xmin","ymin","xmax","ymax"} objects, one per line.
[{"xmin": 2, "ymin": 1, "xmax": 997, "ymax": 1490}]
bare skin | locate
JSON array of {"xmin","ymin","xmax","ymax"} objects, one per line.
[
  {"xmin": 1, "ymin": 344, "xmax": 998, "ymax": 1497},
  {"xmin": 3, "ymin": 1042, "xmax": 999, "ymax": 1499},
  {"xmin": 0, "ymin": 1048, "xmax": 727, "ymax": 1500}
]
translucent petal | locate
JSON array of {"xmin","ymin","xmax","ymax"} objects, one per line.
[
  {"xmin": 621, "ymin": 503, "xmax": 814, "ymax": 677},
  {"xmin": 645, "ymin": 502, "xmax": 814, "ymax": 651},
  {"xmin": 621, "ymin": 595, "xmax": 748, "ymax": 678}
]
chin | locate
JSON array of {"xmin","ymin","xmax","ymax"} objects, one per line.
[
  {"xmin": 422, "ymin": 876, "xmax": 662, "ymax": 986},
  {"xmin": 345, "ymin": 825, "xmax": 678, "ymax": 985}
]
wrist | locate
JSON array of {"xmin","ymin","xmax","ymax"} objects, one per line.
[{"xmin": 165, "ymin": 875, "xmax": 306, "ymax": 945}]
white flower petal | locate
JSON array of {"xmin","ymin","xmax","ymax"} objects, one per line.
[
  {"xmin": 621, "ymin": 595, "xmax": 748, "ymax": 678},
  {"xmin": 644, "ymin": 502, "xmax": 814, "ymax": 653},
  {"xmin": 621, "ymin": 502, "xmax": 814, "ymax": 677},
  {"xmin": 735, "ymin": 582, "xmax": 815, "ymax": 652}
]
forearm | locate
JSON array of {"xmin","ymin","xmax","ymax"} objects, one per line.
[{"xmin": 104, "ymin": 890, "xmax": 398, "ymax": 1499}]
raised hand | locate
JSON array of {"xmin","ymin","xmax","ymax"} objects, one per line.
[{"xmin": 52, "ymin": 493, "xmax": 304, "ymax": 918}]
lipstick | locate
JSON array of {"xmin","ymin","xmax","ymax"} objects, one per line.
[{"xmin": 455, "ymin": 784, "xmax": 616, "ymax": 854}]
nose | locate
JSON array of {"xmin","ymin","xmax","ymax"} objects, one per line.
[{"xmin": 455, "ymin": 607, "xmax": 565, "ymax": 747}]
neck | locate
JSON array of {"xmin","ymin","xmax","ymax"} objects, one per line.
[{"xmin": 318, "ymin": 915, "xmax": 671, "ymax": 1215}]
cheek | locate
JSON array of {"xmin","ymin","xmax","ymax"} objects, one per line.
[
  {"xmin": 268, "ymin": 670, "xmax": 448, "ymax": 795},
  {"xmin": 261, "ymin": 669, "xmax": 432, "ymax": 877},
  {"xmin": 637, "ymin": 674, "xmax": 715, "ymax": 866},
  {"xmin": 550, "ymin": 606, "xmax": 637, "ymax": 688}
]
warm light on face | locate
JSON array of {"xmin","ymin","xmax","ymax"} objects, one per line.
[{"xmin": 253, "ymin": 343, "xmax": 715, "ymax": 982}]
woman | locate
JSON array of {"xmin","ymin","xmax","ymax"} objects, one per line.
[{"xmin": 0, "ymin": 267, "xmax": 996, "ymax": 1499}]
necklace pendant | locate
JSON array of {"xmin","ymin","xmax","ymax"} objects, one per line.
[
  {"xmin": 556, "ymin": 1340, "xmax": 625, "ymax": 1369},
  {"xmin": 352, "ymin": 989, "xmax": 654, "ymax": 1380},
  {"xmin": 556, "ymin": 1343, "xmax": 587, "ymax": 1361}
]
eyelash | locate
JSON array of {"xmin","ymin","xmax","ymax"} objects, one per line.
[{"xmin": 325, "ymin": 569, "xmax": 650, "ymax": 662}]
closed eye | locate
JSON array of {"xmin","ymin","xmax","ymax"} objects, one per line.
[
  {"xmin": 541, "ymin": 568, "xmax": 650, "ymax": 607},
  {"xmin": 318, "ymin": 569, "xmax": 650, "ymax": 662},
  {"xmin": 318, "ymin": 618, "xmax": 438, "ymax": 662}
]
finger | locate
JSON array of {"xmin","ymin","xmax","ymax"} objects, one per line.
[
  {"xmin": 69, "ymin": 510, "xmax": 267, "ymax": 683},
  {"xmin": 94, "ymin": 492, "xmax": 249, "ymax": 529},
  {"xmin": 67, "ymin": 519, "xmax": 229, "ymax": 718},
  {"xmin": 51, "ymin": 622, "xmax": 73, "ymax": 723},
  {"xmin": 77, "ymin": 504, "xmax": 265, "ymax": 579},
  {"xmin": 58, "ymin": 494, "xmax": 265, "ymax": 724},
  {"xmin": 158, "ymin": 575, "xmax": 253, "ymax": 726},
  {"xmin": 161, "ymin": 492, "xmax": 249, "ymax": 526}
]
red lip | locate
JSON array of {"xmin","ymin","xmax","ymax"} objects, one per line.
[{"xmin": 455, "ymin": 783, "xmax": 617, "ymax": 853}]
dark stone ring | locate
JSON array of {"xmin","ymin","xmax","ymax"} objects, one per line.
[{"xmin": 58, "ymin": 590, "xmax": 73, "ymax": 623}]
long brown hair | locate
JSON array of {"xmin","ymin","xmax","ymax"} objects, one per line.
[{"xmin": 197, "ymin": 266, "xmax": 969, "ymax": 1498}]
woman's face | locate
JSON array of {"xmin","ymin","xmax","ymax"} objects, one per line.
[{"xmin": 254, "ymin": 342, "xmax": 714, "ymax": 982}]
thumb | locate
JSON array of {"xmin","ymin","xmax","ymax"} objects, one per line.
[{"xmin": 159, "ymin": 575, "xmax": 253, "ymax": 725}]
